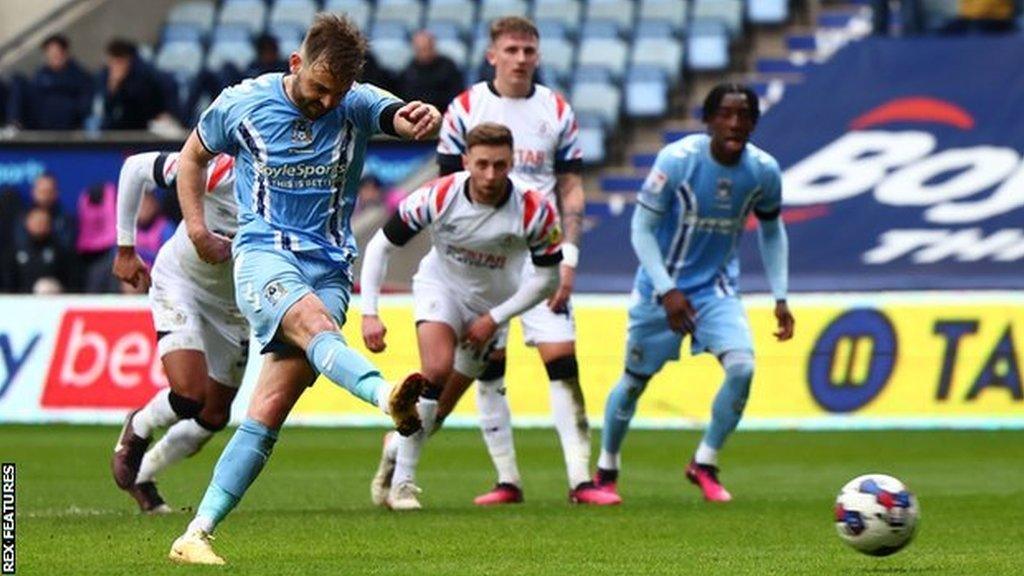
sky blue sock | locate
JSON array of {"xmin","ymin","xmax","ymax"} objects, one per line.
[
  {"xmin": 195, "ymin": 419, "xmax": 278, "ymax": 530},
  {"xmin": 702, "ymin": 359, "xmax": 754, "ymax": 450},
  {"xmin": 601, "ymin": 371, "xmax": 649, "ymax": 457},
  {"xmin": 306, "ymin": 331, "xmax": 386, "ymax": 406}
]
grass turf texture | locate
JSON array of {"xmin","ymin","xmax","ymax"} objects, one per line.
[{"xmin": 4, "ymin": 425, "xmax": 1022, "ymax": 575}]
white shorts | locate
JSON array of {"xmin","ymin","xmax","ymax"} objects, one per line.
[
  {"xmin": 517, "ymin": 259, "xmax": 576, "ymax": 346},
  {"xmin": 412, "ymin": 278, "xmax": 509, "ymax": 379},
  {"xmin": 150, "ymin": 249, "xmax": 250, "ymax": 388}
]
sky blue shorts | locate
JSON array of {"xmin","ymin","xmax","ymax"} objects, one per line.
[
  {"xmin": 624, "ymin": 286, "xmax": 753, "ymax": 376},
  {"xmin": 234, "ymin": 246, "xmax": 352, "ymax": 353}
]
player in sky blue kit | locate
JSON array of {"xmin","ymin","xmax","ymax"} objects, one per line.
[
  {"xmin": 595, "ymin": 84, "xmax": 795, "ymax": 503},
  {"xmin": 167, "ymin": 14, "xmax": 441, "ymax": 565}
]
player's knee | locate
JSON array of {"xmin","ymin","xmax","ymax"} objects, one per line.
[
  {"xmin": 722, "ymin": 351, "xmax": 755, "ymax": 399},
  {"xmin": 479, "ymin": 356, "xmax": 507, "ymax": 382},
  {"xmin": 624, "ymin": 369, "xmax": 652, "ymax": 396},
  {"xmin": 168, "ymin": 390, "xmax": 203, "ymax": 419},
  {"xmin": 544, "ymin": 355, "xmax": 579, "ymax": 382}
]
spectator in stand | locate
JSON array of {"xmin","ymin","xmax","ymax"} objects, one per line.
[
  {"xmin": 134, "ymin": 190, "xmax": 175, "ymax": 267},
  {"xmin": 397, "ymin": 31, "xmax": 463, "ymax": 112},
  {"xmin": 24, "ymin": 34, "xmax": 93, "ymax": 129},
  {"xmin": 246, "ymin": 34, "xmax": 290, "ymax": 77},
  {"xmin": 27, "ymin": 173, "xmax": 77, "ymax": 255},
  {"xmin": 76, "ymin": 182, "xmax": 120, "ymax": 293},
  {"xmin": 5, "ymin": 207, "xmax": 72, "ymax": 294},
  {"xmin": 101, "ymin": 39, "xmax": 174, "ymax": 130},
  {"xmin": 361, "ymin": 51, "xmax": 398, "ymax": 96}
]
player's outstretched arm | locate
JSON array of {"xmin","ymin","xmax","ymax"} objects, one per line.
[
  {"xmin": 179, "ymin": 131, "xmax": 230, "ymax": 264},
  {"xmin": 756, "ymin": 217, "xmax": 794, "ymax": 341},
  {"xmin": 548, "ymin": 172, "xmax": 585, "ymax": 311},
  {"xmin": 393, "ymin": 101, "xmax": 442, "ymax": 141},
  {"xmin": 359, "ymin": 229, "xmax": 402, "ymax": 353},
  {"xmin": 112, "ymin": 152, "xmax": 163, "ymax": 290}
]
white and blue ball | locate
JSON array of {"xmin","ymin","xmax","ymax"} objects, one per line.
[{"xmin": 834, "ymin": 473, "xmax": 919, "ymax": 556}]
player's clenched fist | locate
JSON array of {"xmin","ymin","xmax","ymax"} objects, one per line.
[
  {"xmin": 362, "ymin": 315, "xmax": 388, "ymax": 353},
  {"xmin": 396, "ymin": 101, "xmax": 442, "ymax": 140}
]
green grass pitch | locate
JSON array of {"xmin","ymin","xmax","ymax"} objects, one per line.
[{"xmin": 4, "ymin": 425, "xmax": 1023, "ymax": 575}]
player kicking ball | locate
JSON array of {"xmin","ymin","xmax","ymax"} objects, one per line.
[
  {"xmin": 111, "ymin": 151, "xmax": 244, "ymax": 514},
  {"xmin": 360, "ymin": 123, "xmax": 562, "ymax": 510},
  {"xmin": 167, "ymin": 14, "xmax": 441, "ymax": 565},
  {"xmin": 595, "ymin": 84, "xmax": 795, "ymax": 502}
]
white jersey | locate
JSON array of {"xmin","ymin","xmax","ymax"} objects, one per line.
[
  {"xmin": 152, "ymin": 152, "xmax": 238, "ymax": 302},
  {"xmin": 393, "ymin": 172, "xmax": 563, "ymax": 311},
  {"xmin": 437, "ymin": 82, "xmax": 582, "ymax": 201}
]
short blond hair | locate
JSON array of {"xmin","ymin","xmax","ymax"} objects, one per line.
[
  {"xmin": 489, "ymin": 16, "xmax": 539, "ymax": 43},
  {"xmin": 301, "ymin": 13, "xmax": 367, "ymax": 83}
]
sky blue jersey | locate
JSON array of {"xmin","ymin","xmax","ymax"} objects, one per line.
[
  {"xmin": 197, "ymin": 73, "xmax": 401, "ymax": 267},
  {"xmin": 633, "ymin": 134, "xmax": 782, "ymax": 299}
]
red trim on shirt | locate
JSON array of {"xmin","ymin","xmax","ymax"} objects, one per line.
[{"xmin": 206, "ymin": 155, "xmax": 234, "ymax": 193}]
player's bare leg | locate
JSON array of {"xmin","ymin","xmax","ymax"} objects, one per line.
[{"xmin": 113, "ymin": 349, "xmax": 207, "ymax": 502}]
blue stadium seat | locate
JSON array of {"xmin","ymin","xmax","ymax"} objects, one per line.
[
  {"xmin": 533, "ymin": 0, "xmax": 582, "ymax": 36},
  {"xmin": 211, "ymin": 24, "xmax": 253, "ymax": 43},
  {"xmin": 206, "ymin": 40, "xmax": 256, "ymax": 72},
  {"xmin": 693, "ymin": 0, "xmax": 744, "ymax": 38},
  {"xmin": 425, "ymin": 0, "xmax": 477, "ymax": 36},
  {"xmin": 371, "ymin": 21, "xmax": 411, "ymax": 40},
  {"xmin": 436, "ymin": 37, "xmax": 469, "ymax": 68},
  {"xmin": 687, "ymin": 19, "xmax": 730, "ymax": 70},
  {"xmin": 638, "ymin": 0, "xmax": 688, "ymax": 33},
  {"xmin": 571, "ymin": 80, "xmax": 621, "ymax": 127},
  {"xmin": 425, "ymin": 21, "xmax": 463, "ymax": 40},
  {"xmin": 624, "ymin": 66, "xmax": 668, "ymax": 118},
  {"xmin": 374, "ymin": 0, "xmax": 424, "ymax": 34},
  {"xmin": 268, "ymin": 0, "xmax": 318, "ymax": 31},
  {"xmin": 572, "ymin": 66, "xmax": 612, "ymax": 85},
  {"xmin": 539, "ymin": 36, "xmax": 575, "ymax": 81},
  {"xmin": 579, "ymin": 20, "xmax": 622, "ymax": 40},
  {"xmin": 585, "ymin": 0, "xmax": 636, "ymax": 32},
  {"xmin": 577, "ymin": 37, "xmax": 629, "ymax": 79},
  {"xmin": 371, "ymin": 38, "xmax": 414, "ymax": 73},
  {"xmin": 633, "ymin": 21, "xmax": 676, "ymax": 39},
  {"xmin": 536, "ymin": 19, "xmax": 570, "ymax": 40},
  {"xmin": 162, "ymin": 23, "xmax": 204, "ymax": 44},
  {"xmin": 576, "ymin": 113, "xmax": 607, "ymax": 164},
  {"xmin": 748, "ymin": 0, "xmax": 790, "ymax": 24},
  {"xmin": 479, "ymin": 0, "xmax": 530, "ymax": 21},
  {"xmin": 217, "ymin": 0, "xmax": 267, "ymax": 36},
  {"xmin": 167, "ymin": 0, "xmax": 216, "ymax": 35},
  {"xmin": 155, "ymin": 41, "xmax": 205, "ymax": 78},
  {"xmin": 268, "ymin": 22, "xmax": 306, "ymax": 54},
  {"xmin": 631, "ymin": 37, "xmax": 684, "ymax": 83},
  {"xmin": 324, "ymin": 0, "xmax": 374, "ymax": 31}
]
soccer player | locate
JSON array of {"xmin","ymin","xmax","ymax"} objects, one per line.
[
  {"xmin": 595, "ymin": 84, "xmax": 795, "ymax": 503},
  {"xmin": 361, "ymin": 123, "xmax": 563, "ymax": 510},
  {"xmin": 167, "ymin": 14, "xmax": 441, "ymax": 565},
  {"xmin": 374, "ymin": 15, "xmax": 612, "ymax": 506},
  {"xmin": 111, "ymin": 150, "xmax": 244, "ymax": 514}
]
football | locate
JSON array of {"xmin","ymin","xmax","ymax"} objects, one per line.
[{"xmin": 834, "ymin": 474, "xmax": 919, "ymax": 556}]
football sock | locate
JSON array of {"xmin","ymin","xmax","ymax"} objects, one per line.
[
  {"xmin": 700, "ymin": 351, "xmax": 755, "ymax": 455},
  {"xmin": 546, "ymin": 356, "xmax": 591, "ymax": 488},
  {"xmin": 133, "ymin": 389, "xmax": 185, "ymax": 439},
  {"xmin": 600, "ymin": 370, "xmax": 650, "ymax": 470},
  {"xmin": 392, "ymin": 394, "xmax": 439, "ymax": 487},
  {"xmin": 137, "ymin": 418, "xmax": 214, "ymax": 484},
  {"xmin": 193, "ymin": 419, "xmax": 278, "ymax": 533},
  {"xmin": 306, "ymin": 331, "xmax": 386, "ymax": 406},
  {"xmin": 476, "ymin": 376, "xmax": 521, "ymax": 486}
]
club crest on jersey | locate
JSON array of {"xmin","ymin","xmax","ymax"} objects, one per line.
[
  {"xmin": 715, "ymin": 178, "xmax": 732, "ymax": 207},
  {"xmin": 547, "ymin": 224, "xmax": 563, "ymax": 245},
  {"xmin": 537, "ymin": 120, "xmax": 551, "ymax": 136},
  {"xmin": 291, "ymin": 119, "xmax": 312, "ymax": 144}
]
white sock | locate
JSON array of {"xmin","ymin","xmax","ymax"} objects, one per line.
[
  {"xmin": 137, "ymin": 419, "xmax": 214, "ymax": 483},
  {"xmin": 133, "ymin": 389, "xmax": 180, "ymax": 439},
  {"xmin": 598, "ymin": 450, "xmax": 620, "ymax": 471},
  {"xmin": 188, "ymin": 515, "xmax": 215, "ymax": 535},
  {"xmin": 376, "ymin": 383, "xmax": 393, "ymax": 414},
  {"xmin": 550, "ymin": 378, "xmax": 592, "ymax": 488},
  {"xmin": 476, "ymin": 377, "xmax": 521, "ymax": 486},
  {"xmin": 392, "ymin": 399, "xmax": 438, "ymax": 487},
  {"xmin": 694, "ymin": 441, "xmax": 719, "ymax": 466},
  {"xmin": 384, "ymin": 430, "xmax": 399, "ymax": 461}
]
